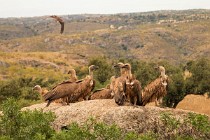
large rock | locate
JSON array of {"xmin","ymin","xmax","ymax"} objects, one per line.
[
  {"xmin": 176, "ymin": 94, "xmax": 210, "ymax": 116},
  {"xmin": 22, "ymin": 99, "xmax": 193, "ymax": 132}
]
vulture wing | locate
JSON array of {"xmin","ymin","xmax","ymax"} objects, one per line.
[
  {"xmin": 93, "ymin": 88, "xmax": 106, "ymax": 93},
  {"xmin": 141, "ymin": 78, "xmax": 162, "ymax": 106},
  {"xmin": 52, "ymin": 80, "xmax": 73, "ymax": 90},
  {"xmin": 49, "ymin": 15, "xmax": 64, "ymax": 34}
]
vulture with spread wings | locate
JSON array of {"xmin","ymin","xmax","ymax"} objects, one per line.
[{"xmin": 50, "ymin": 15, "xmax": 64, "ymax": 34}]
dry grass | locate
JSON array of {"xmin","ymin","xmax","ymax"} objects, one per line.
[{"xmin": 176, "ymin": 94, "xmax": 210, "ymax": 116}]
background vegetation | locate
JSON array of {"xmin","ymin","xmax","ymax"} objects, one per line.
[{"xmin": 0, "ymin": 57, "xmax": 209, "ymax": 109}]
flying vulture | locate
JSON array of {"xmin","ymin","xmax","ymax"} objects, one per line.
[{"xmin": 49, "ymin": 15, "xmax": 64, "ymax": 34}]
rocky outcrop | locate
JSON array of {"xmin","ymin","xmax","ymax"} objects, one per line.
[
  {"xmin": 176, "ymin": 94, "xmax": 210, "ymax": 116},
  {"xmin": 22, "ymin": 99, "xmax": 194, "ymax": 132}
]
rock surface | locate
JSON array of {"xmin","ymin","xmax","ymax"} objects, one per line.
[
  {"xmin": 176, "ymin": 94, "xmax": 210, "ymax": 116},
  {"xmin": 22, "ymin": 99, "xmax": 193, "ymax": 132}
]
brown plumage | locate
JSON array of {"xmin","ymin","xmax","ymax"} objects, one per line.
[
  {"xmin": 43, "ymin": 65, "xmax": 98, "ymax": 107},
  {"xmin": 90, "ymin": 84, "xmax": 113, "ymax": 100},
  {"xmin": 32, "ymin": 85, "xmax": 64, "ymax": 104},
  {"xmin": 122, "ymin": 63, "xmax": 142, "ymax": 106},
  {"xmin": 112, "ymin": 62, "xmax": 127, "ymax": 105},
  {"xmin": 49, "ymin": 15, "xmax": 64, "ymax": 34},
  {"xmin": 141, "ymin": 66, "xmax": 168, "ymax": 106}
]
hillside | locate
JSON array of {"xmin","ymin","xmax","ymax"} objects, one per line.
[{"xmin": 0, "ymin": 9, "xmax": 210, "ymax": 66}]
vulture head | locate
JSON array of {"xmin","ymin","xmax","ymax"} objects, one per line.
[
  {"xmin": 155, "ymin": 66, "xmax": 168, "ymax": 86},
  {"xmin": 122, "ymin": 63, "xmax": 131, "ymax": 70},
  {"xmin": 154, "ymin": 66, "xmax": 165, "ymax": 72},
  {"xmin": 114, "ymin": 82, "xmax": 126, "ymax": 106},
  {"xmin": 33, "ymin": 85, "xmax": 41, "ymax": 91},
  {"xmin": 113, "ymin": 62, "xmax": 125, "ymax": 68},
  {"xmin": 68, "ymin": 69, "xmax": 76, "ymax": 75},
  {"xmin": 158, "ymin": 66, "xmax": 165, "ymax": 73},
  {"xmin": 89, "ymin": 65, "xmax": 99, "ymax": 71}
]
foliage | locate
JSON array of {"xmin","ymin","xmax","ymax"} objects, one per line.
[
  {"xmin": 1, "ymin": 99, "xmax": 210, "ymax": 140},
  {"xmin": 89, "ymin": 56, "xmax": 114, "ymax": 84},
  {"xmin": 184, "ymin": 112, "xmax": 210, "ymax": 134},
  {"xmin": 0, "ymin": 98, "xmax": 55, "ymax": 140},
  {"xmin": 51, "ymin": 118, "xmax": 160, "ymax": 140},
  {"xmin": 185, "ymin": 58, "xmax": 210, "ymax": 94},
  {"xmin": 0, "ymin": 75, "xmax": 65, "ymax": 109},
  {"xmin": 159, "ymin": 112, "xmax": 210, "ymax": 139}
]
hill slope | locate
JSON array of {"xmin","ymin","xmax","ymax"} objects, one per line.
[{"xmin": 1, "ymin": 9, "xmax": 210, "ymax": 65}]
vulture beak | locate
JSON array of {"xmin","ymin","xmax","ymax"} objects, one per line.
[
  {"xmin": 93, "ymin": 65, "xmax": 99, "ymax": 70},
  {"xmin": 32, "ymin": 86, "xmax": 37, "ymax": 91},
  {"xmin": 154, "ymin": 66, "xmax": 159, "ymax": 70},
  {"xmin": 113, "ymin": 64, "xmax": 118, "ymax": 68},
  {"xmin": 113, "ymin": 63, "xmax": 124, "ymax": 68},
  {"xmin": 121, "ymin": 65, "xmax": 128, "ymax": 68}
]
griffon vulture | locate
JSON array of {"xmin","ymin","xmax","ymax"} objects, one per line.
[
  {"xmin": 112, "ymin": 62, "xmax": 127, "ymax": 105},
  {"xmin": 122, "ymin": 63, "xmax": 142, "ymax": 106},
  {"xmin": 33, "ymin": 85, "xmax": 64, "ymax": 104},
  {"xmin": 141, "ymin": 66, "xmax": 168, "ymax": 106},
  {"xmin": 49, "ymin": 15, "xmax": 64, "ymax": 34},
  {"xmin": 43, "ymin": 65, "xmax": 98, "ymax": 107},
  {"xmin": 90, "ymin": 84, "xmax": 113, "ymax": 100}
]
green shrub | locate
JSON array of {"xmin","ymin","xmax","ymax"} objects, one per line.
[
  {"xmin": 185, "ymin": 58, "xmax": 210, "ymax": 94},
  {"xmin": 160, "ymin": 112, "xmax": 180, "ymax": 131},
  {"xmin": 185, "ymin": 112, "xmax": 210, "ymax": 134},
  {"xmin": 0, "ymin": 98, "xmax": 55, "ymax": 140},
  {"xmin": 160, "ymin": 112, "xmax": 210, "ymax": 139}
]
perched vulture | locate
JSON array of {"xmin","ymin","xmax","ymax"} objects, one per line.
[
  {"xmin": 141, "ymin": 66, "xmax": 168, "ymax": 106},
  {"xmin": 43, "ymin": 65, "xmax": 98, "ymax": 107},
  {"xmin": 122, "ymin": 63, "xmax": 142, "ymax": 106},
  {"xmin": 32, "ymin": 85, "xmax": 64, "ymax": 104},
  {"xmin": 49, "ymin": 15, "xmax": 64, "ymax": 34},
  {"xmin": 90, "ymin": 84, "xmax": 113, "ymax": 100},
  {"xmin": 112, "ymin": 62, "xmax": 127, "ymax": 105},
  {"xmin": 78, "ymin": 65, "xmax": 99, "ymax": 100}
]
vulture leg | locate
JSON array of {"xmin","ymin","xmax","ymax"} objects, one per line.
[
  {"xmin": 133, "ymin": 96, "xmax": 137, "ymax": 106},
  {"xmin": 66, "ymin": 98, "xmax": 69, "ymax": 105},
  {"xmin": 46, "ymin": 100, "xmax": 52, "ymax": 107}
]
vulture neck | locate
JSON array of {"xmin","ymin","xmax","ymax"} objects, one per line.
[
  {"xmin": 160, "ymin": 69, "xmax": 166, "ymax": 78},
  {"xmin": 89, "ymin": 69, "xmax": 94, "ymax": 79},
  {"xmin": 37, "ymin": 88, "xmax": 42, "ymax": 94},
  {"xmin": 70, "ymin": 71, "xmax": 78, "ymax": 81},
  {"xmin": 127, "ymin": 68, "xmax": 132, "ymax": 80},
  {"xmin": 120, "ymin": 68, "xmax": 127, "ymax": 77}
]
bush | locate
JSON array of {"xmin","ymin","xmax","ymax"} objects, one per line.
[
  {"xmin": 0, "ymin": 98, "xmax": 55, "ymax": 140},
  {"xmin": 89, "ymin": 56, "xmax": 114, "ymax": 84},
  {"xmin": 159, "ymin": 112, "xmax": 210, "ymax": 139},
  {"xmin": 185, "ymin": 58, "xmax": 210, "ymax": 94}
]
